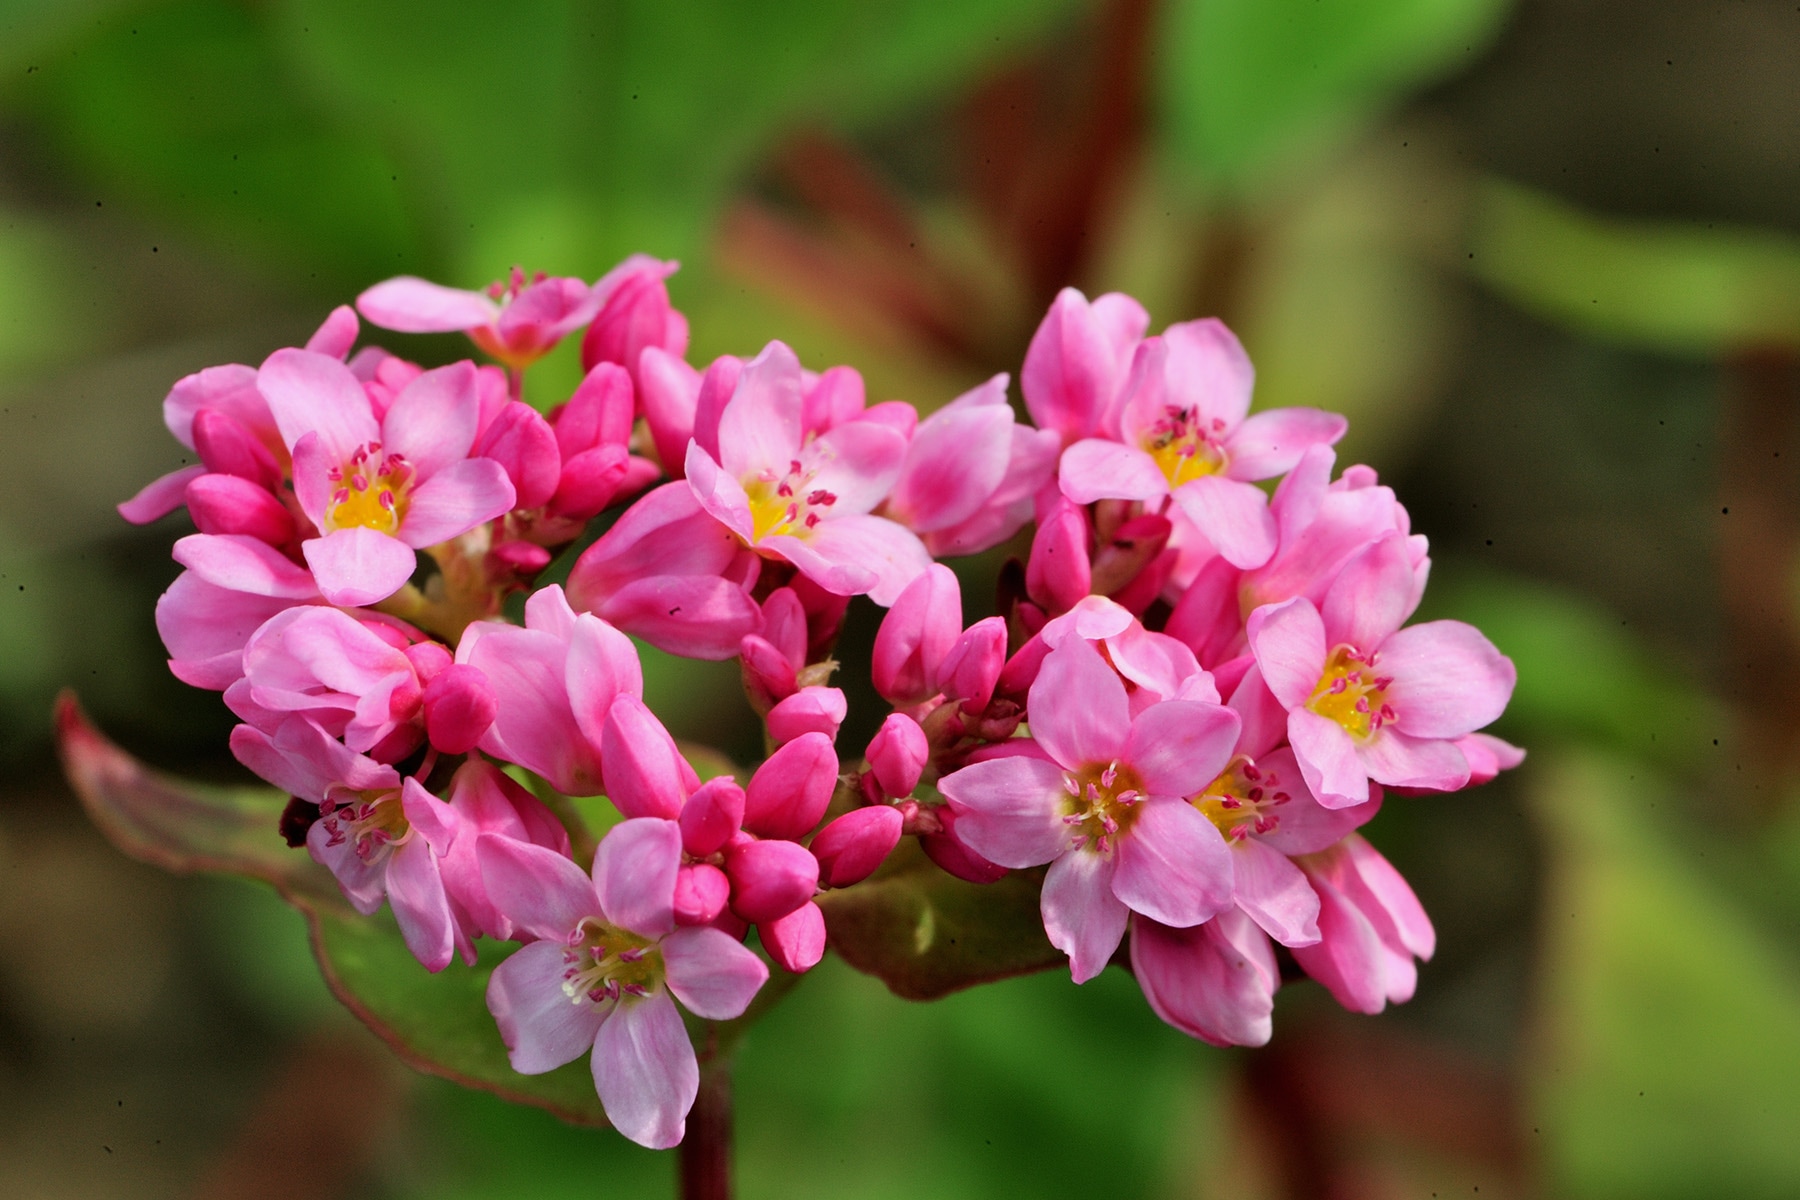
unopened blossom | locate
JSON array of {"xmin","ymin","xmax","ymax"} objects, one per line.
[
  {"xmin": 939, "ymin": 636, "xmax": 1241, "ymax": 981},
  {"xmin": 1248, "ymin": 533, "xmax": 1516, "ymax": 808},
  {"xmin": 683, "ymin": 341, "xmax": 931, "ymax": 605},
  {"xmin": 579, "ymin": 256, "xmax": 689, "ymax": 384},
  {"xmin": 480, "ymin": 820, "xmax": 768, "ymax": 1148},
  {"xmin": 257, "ymin": 350, "xmax": 516, "ymax": 607}
]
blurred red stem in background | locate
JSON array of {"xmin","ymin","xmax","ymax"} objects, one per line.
[{"xmin": 680, "ymin": 1056, "xmax": 733, "ymax": 1200}]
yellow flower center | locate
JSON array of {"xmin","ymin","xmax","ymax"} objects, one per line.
[
  {"xmin": 744, "ymin": 457, "xmax": 837, "ymax": 543},
  {"xmin": 561, "ymin": 917, "xmax": 665, "ymax": 1005},
  {"xmin": 325, "ymin": 441, "xmax": 413, "ymax": 535},
  {"xmin": 1060, "ymin": 760, "xmax": 1146, "ymax": 852},
  {"xmin": 1307, "ymin": 645, "xmax": 1395, "ymax": 740},
  {"xmin": 1142, "ymin": 405, "xmax": 1228, "ymax": 488},
  {"xmin": 1193, "ymin": 755, "xmax": 1293, "ymax": 841}
]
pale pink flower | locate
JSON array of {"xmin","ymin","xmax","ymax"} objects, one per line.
[
  {"xmin": 1248, "ymin": 534, "xmax": 1516, "ymax": 808},
  {"xmin": 683, "ymin": 341, "xmax": 930, "ymax": 605},
  {"xmin": 938, "ymin": 637, "xmax": 1241, "ymax": 981},
  {"xmin": 480, "ymin": 820, "xmax": 768, "ymax": 1149},
  {"xmin": 358, "ymin": 266, "xmax": 612, "ymax": 370},
  {"xmin": 257, "ymin": 350, "xmax": 516, "ymax": 607},
  {"xmin": 155, "ymin": 533, "xmax": 323, "ymax": 690},
  {"xmin": 1291, "ymin": 834, "xmax": 1435, "ymax": 1013}
]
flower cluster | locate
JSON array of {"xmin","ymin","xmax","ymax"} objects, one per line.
[{"xmin": 123, "ymin": 266, "xmax": 1518, "ymax": 1147}]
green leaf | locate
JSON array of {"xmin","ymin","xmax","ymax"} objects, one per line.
[
  {"xmin": 1470, "ymin": 178, "xmax": 1800, "ymax": 355},
  {"xmin": 818, "ymin": 839, "xmax": 1063, "ymax": 1001},
  {"xmin": 55, "ymin": 694, "xmax": 607, "ymax": 1127},
  {"xmin": 1159, "ymin": 0, "xmax": 1510, "ymax": 190},
  {"xmin": 1528, "ymin": 752, "xmax": 1800, "ymax": 1198}
]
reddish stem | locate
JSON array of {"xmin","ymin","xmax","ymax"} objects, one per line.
[{"xmin": 679, "ymin": 1059, "xmax": 733, "ymax": 1200}]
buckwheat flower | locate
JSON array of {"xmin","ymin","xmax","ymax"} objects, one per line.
[
  {"xmin": 683, "ymin": 340, "xmax": 931, "ymax": 605},
  {"xmin": 1021, "ymin": 287, "xmax": 1151, "ymax": 444},
  {"xmin": 1248, "ymin": 533, "xmax": 1516, "ymax": 808},
  {"xmin": 257, "ymin": 351, "xmax": 516, "ymax": 607},
  {"xmin": 1290, "ymin": 833, "xmax": 1435, "ymax": 1013},
  {"xmin": 1058, "ymin": 323, "xmax": 1346, "ymax": 570},
  {"xmin": 938, "ymin": 637, "xmax": 1241, "ymax": 981},
  {"xmin": 155, "ymin": 533, "xmax": 323, "ymax": 690},
  {"xmin": 358, "ymin": 266, "xmax": 607, "ymax": 370},
  {"xmin": 480, "ymin": 820, "xmax": 768, "ymax": 1148}
]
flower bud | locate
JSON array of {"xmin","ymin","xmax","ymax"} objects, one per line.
[
  {"xmin": 811, "ymin": 806, "xmax": 903, "ymax": 888},
  {"xmin": 488, "ymin": 540, "xmax": 553, "ymax": 577},
  {"xmin": 865, "ymin": 713, "xmax": 927, "ymax": 799},
  {"xmin": 402, "ymin": 640, "xmax": 453, "ymax": 682},
  {"xmin": 548, "ymin": 444, "xmax": 631, "ymax": 520},
  {"xmin": 679, "ymin": 776, "xmax": 746, "ymax": 858},
  {"xmin": 759, "ymin": 587, "xmax": 808, "ymax": 671},
  {"xmin": 600, "ymin": 695, "xmax": 697, "ymax": 820},
  {"xmin": 725, "ymin": 837, "xmax": 819, "ymax": 923},
  {"xmin": 674, "ymin": 862, "xmax": 731, "ymax": 926},
  {"xmin": 765, "ymin": 686, "xmax": 846, "ymax": 745},
  {"xmin": 743, "ymin": 732, "xmax": 838, "ymax": 840},
  {"xmin": 553, "ymin": 362, "xmax": 635, "ymax": 459},
  {"xmin": 920, "ymin": 806, "xmax": 1009, "ymax": 884},
  {"xmin": 475, "ymin": 401, "xmax": 560, "ymax": 510},
  {"xmin": 1026, "ymin": 499, "xmax": 1091, "ymax": 614},
  {"xmin": 185, "ymin": 474, "xmax": 295, "ymax": 545},
  {"xmin": 760, "ymin": 900, "xmax": 826, "ymax": 973},
  {"xmin": 422, "ymin": 663, "xmax": 497, "ymax": 755},
  {"xmin": 739, "ymin": 635, "xmax": 798, "ymax": 715},
  {"xmin": 871, "ymin": 564, "xmax": 961, "ymax": 705},
  {"xmin": 939, "ymin": 616, "xmax": 1006, "ymax": 712},
  {"xmin": 995, "ymin": 633, "xmax": 1050, "ymax": 700},
  {"xmin": 580, "ymin": 261, "xmax": 688, "ymax": 383},
  {"xmin": 191, "ymin": 408, "xmax": 282, "ymax": 490}
]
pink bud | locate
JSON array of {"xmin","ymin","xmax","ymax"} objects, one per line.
[
  {"xmin": 402, "ymin": 639, "xmax": 453, "ymax": 682},
  {"xmin": 920, "ymin": 806, "xmax": 1009, "ymax": 884},
  {"xmin": 811, "ymin": 806, "xmax": 903, "ymax": 888},
  {"xmin": 674, "ymin": 862, "xmax": 731, "ymax": 926},
  {"xmin": 865, "ymin": 713, "xmax": 927, "ymax": 799},
  {"xmin": 1020, "ymin": 287, "xmax": 1148, "ymax": 443},
  {"xmin": 690, "ymin": 355, "xmax": 745, "ymax": 461},
  {"xmin": 638, "ymin": 347, "xmax": 700, "ymax": 477},
  {"xmin": 725, "ymin": 837, "xmax": 819, "ymax": 923},
  {"xmin": 185, "ymin": 474, "xmax": 295, "ymax": 545},
  {"xmin": 743, "ymin": 731, "xmax": 838, "ymax": 841},
  {"xmin": 553, "ymin": 362, "xmax": 635, "ymax": 459},
  {"xmin": 789, "ymin": 573, "xmax": 850, "ymax": 662},
  {"xmin": 680, "ymin": 776, "xmax": 745, "ymax": 858},
  {"xmin": 760, "ymin": 587, "xmax": 808, "ymax": 671},
  {"xmin": 871, "ymin": 564, "xmax": 962, "ymax": 705},
  {"xmin": 766, "ymin": 686, "xmax": 846, "ymax": 745},
  {"xmin": 548, "ymin": 444, "xmax": 631, "ymax": 519},
  {"xmin": 996, "ymin": 633, "xmax": 1050, "ymax": 700},
  {"xmin": 760, "ymin": 900, "xmax": 826, "ymax": 973},
  {"xmin": 1026, "ymin": 499, "xmax": 1091, "ymax": 614},
  {"xmin": 488, "ymin": 540, "xmax": 553, "ymax": 577},
  {"xmin": 423, "ymin": 663, "xmax": 498, "ymax": 755},
  {"xmin": 191, "ymin": 409, "xmax": 282, "ymax": 490},
  {"xmin": 475, "ymin": 401, "xmax": 560, "ymax": 510},
  {"xmin": 939, "ymin": 616, "xmax": 1006, "ymax": 712},
  {"xmin": 580, "ymin": 263, "xmax": 688, "ymax": 382},
  {"xmin": 739, "ymin": 635, "xmax": 798, "ymax": 714},
  {"xmin": 801, "ymin": 365, "xmax": 865, "ymax": 435},
  {"xmin": 600, "ymin": 694, "xmax": 697, "ymax": 820}
]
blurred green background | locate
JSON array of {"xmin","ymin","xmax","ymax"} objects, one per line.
[{"xmin": 5, "ymin": 0, "xmax": 1800, "ymax": 1196}]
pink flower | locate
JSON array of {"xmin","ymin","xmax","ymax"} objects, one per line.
[
  {"xmin": 1290, "ymin": 834, "xmax": 1435, "ymax": 1013},
  {"xmin": 1058, "ymin": 322, "xmax": 1346, "ymax": 570},
  {"xmin": 937, "ymin": 636, "xmax": 1242, "ymax": 981},
  {"xmin": 882, "ymin": 374, "xmax": 1059, "ymax": 557},
  {"xmin": 1130, "ymin": 908, "xmax": 1279, "ymax": 1047},
  {"xmin": 357, "ymin": 267, "xmax": 607, "ymax": 370},
  {"xmin": 456, "ymin": 586, "xmax": 643, "ymax": 796},
  {"xmin": 434, "ymin": 758, "xmax": 571, "ymax": 942},
  {"xmin": 155, "ymin": 534, "xmax": 323, "ymax": 690},
  {"xmin": 683, "ymin": 341, "xmax": 931, "ymax": 605},
  {"xmin": 258, "ymin": 350, "xmax": 516, "ymax": 607},
  {"xmin": 1247, "ymin": 534, "xmax": 1516, "ymax": 808},
  {"xmin": 1021, "ymin": 287, "xmax": 1150, "ymax": 444},
  {"xmin": 480, "ymin": 820, "xmax": 769, "ymax": 1148}
]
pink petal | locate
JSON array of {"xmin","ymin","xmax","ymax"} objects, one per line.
[
  {"xmin": 565, "ymin": 614, "xmax": 646, "ymax": 746},
  {"xmin": 1230, "ymin": 837, "xmax": 1320, "ymax": 946},
  {"xmin": 1245, "ymin": 597, "xmax": 1327, "ymax": 711},
  {"xmin": 593, "ymin": 991, "xmax": 696, "ymax": 1150},
  {"xmin": 764, "ymin": 515, "xmax": 930, "ymax": 606},
  {"xmin": 1356, "ymin": 729, "xmax": 1470, "ymax": 792},
  {"xmin": 1171, "ymin": 475, "xmax": 1276, "ymax": 570},
  {"xmin": 1029, "ymin": 638, "xmax": 1131, "ymax": 769},
  {"xmin": 592, "ymin": 818, "xmax": 681, "ymax": 937},
  {"xmin": 259, "ymin": 348, "xmax": 379, "ymax": 461},
  {"xmin": 357, "ymin": 276, "xmax": 499, "ymax": 332},
  {"xmin": 1111, "ymin": 798, "xmax": 1233, "ymax": 928},
  {"xmin": 661, "ymin": 926, "xmax": 769, "ymax": 1019},
  {"xmin": 594, "ymin": 576, "xmax": 761, "ymax": 662},
  {"xmin": 742, "ymin": 731, "xmax": 837, "ymax": 841},
  {"xmin": 805, "ymin": 421, "xmax": 908, "ymax": 516},
  {"xmin": 886, "ymin": 390, "xmax": 1012, "ymax": 531},
  {"xmin": 1041, "ymin": 848, "xmax": 1128, "ymax": 984},
  {"xmin": 937, "ymin": 755, "xmax": 1070, "ymax": 869},
  {"xmin": 119, "ymin": 465, "xmax": 206, "ymax": 524},
  {"xmin": 1320, "ymin": 533, "xmax": 1416, "ymax": 651},
  {"xmin": 1379, "ymin": 620, "xmax": 1517, "ymax": 739},
  {"xmin": 637, "ymin": 346, "xmax": 701, "ymax": 477},
  {"xmin": 1290, "ymin": 871, "xmax": 1389, "ymax": 1014},
  {"xmin": 486, "ymin": 939, "xmax": 607, "ymax": 1073},
  {"xmin": 381, "ymin": 361, "xmax": 481, "ymax": 479},
  {"xmin": 760, "ymin": 900, "xmax": 826, "ymax": 973},
  {"xmin": 1343, "ymin": 835, "xmax": 1435, "ymax": 960},
  {"xmin": 301, "ymin": 528, "xmax": 417, "ymax": 608},
  {"xmin": 1130, "ymin": 911, "xmax": 1276, "ymax": 1047},
  {"xmin": 1162, "ymin": 318, "xmax": 1254, "ymax": 432},
  {"xmin": 1123, "ymin": 700, "xmax": 1241, "ymax": 798},
  {"xmin": 1021, "ymin": 288, "xmax": 1141, "ymax": 442},
  {"xmin": 718, "ymin": 341, "xmax": 804, "ymax": 480},
  {"xmin": 1226, "ymin": 407, "xmax": 1348, "ymax": 481},
  {"xmin": 396, "ymin": 457, "xmax": 516, "ymax": 548},
  {"xmin": 386, "ymin": 836, "xmax": 456, "ymax": 972},
  {"xmin": 1288, "ymin": 708, "xmax": 1371, "ymax": 809},
  {"xmin": 682, "ymin": 442, "xmax": 754, "ymax": 542},
  {"xmin": 475, "ymin": 833, "xmax": 602, "ymax": 941},
  {"xmin": 163, "ymin": 362, "xmax": 266, "ymax": 449},
  {"xmin": 1252, "ymin": 748, "xmax": 1381, "ymax": 856},
  {"xmin": 304, "ymin": 304, "xmax": 360, "ymax": 358},
  {"xmin": 172, "ymin": 533, "xmax": 319, "ymax": 598},
  {"xmin": 601, "ymin": 695, "xmax": 690, "ymax": 820},
  {"xmin": 289, "ymin": 431, "xmax": 334, "ymax": 528},
  {"xmin": 1058, "ymin": 439, "xmax": 1169, "ymax": 505},
  {"xmin": 869, "ymin": 563, "xmax": 961, "ymax": 705}
]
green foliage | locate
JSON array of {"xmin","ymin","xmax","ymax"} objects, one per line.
[
  {"xmin": 1159, "ymin": 0, "xmax": 1510, "ymax": 190},
  {"xmin": 1470, "ymin": 179, "xmax": 1800, "ymax": 356}
]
